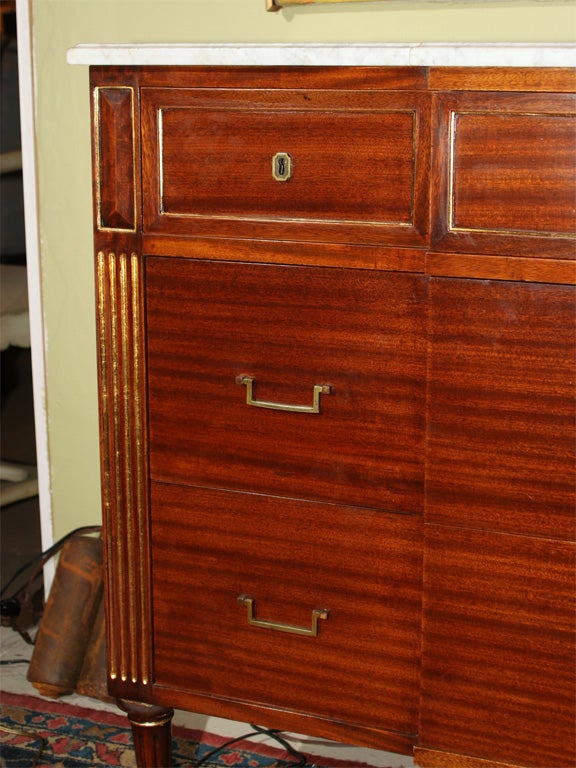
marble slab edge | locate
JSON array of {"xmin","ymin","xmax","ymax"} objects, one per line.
[{"xmin": 67, "ymin": 43, "xmax": 576, "ymax": 68}]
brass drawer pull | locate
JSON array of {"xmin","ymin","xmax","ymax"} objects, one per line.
[
  {"xmin": 236, "ymin": 375, "xmax": 332, "ymax": 414},
  {"xmin": 238, "ymin": 596, "xmax": 329, "ymax": 637}
]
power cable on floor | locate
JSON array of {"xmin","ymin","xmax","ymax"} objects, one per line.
[{"xmin": 193, "ymin": 723, "xmax": 315, "ymax": 767}]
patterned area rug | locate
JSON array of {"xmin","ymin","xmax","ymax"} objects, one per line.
[{"xmin": 0, "ymin": 691, "xmax": 385, "ymax": 767}]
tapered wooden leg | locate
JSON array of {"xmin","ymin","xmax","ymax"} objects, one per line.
[{"xmin": 118, "ymin": 699, "xmax": 174, "ymax": 768}]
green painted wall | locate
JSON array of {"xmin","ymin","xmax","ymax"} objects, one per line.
[{"xmin": 32, "ymin": 0, "xmax": 575, "ymax": 538}]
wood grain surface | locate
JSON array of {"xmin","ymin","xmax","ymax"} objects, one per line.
[
  {"xmin": 150, "ymin": 481, "xmax": 422, "ymax": 739},
  {"xmin": 427, "ymin": 278, "xmax": 576, "ymax": 540},
  {"xmin": 146, "ymin": 257, "xmax": 426, "ymax": 514},
  {"xmin": 420, "ymin": 525, "xmax": 576, "ymax": 768}
]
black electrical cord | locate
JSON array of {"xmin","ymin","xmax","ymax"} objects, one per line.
[
  {"xmin": 0, "ymin": 525, "xmax": 102, "ymax": 598},
  {"xmin": 192, "ymin": 723, "xmax": 311, "ymax": 767},
  {"xmin": 0, "ymin": 526, "xmax": 102, "ymax": 647},
  {"xmin": 251, "ymin": 725, "xmax": 308, "ymax": 767}
]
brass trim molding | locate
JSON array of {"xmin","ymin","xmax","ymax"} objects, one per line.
[{"xmin": 97, "ymin": 251, "xmax": 151, "ymax": 687}]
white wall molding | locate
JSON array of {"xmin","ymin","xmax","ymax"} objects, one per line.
[{"xmin": 16, "ymin": 0, "xmax": 55, "ymax": 590}]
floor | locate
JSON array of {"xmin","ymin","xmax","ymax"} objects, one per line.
[{"xmin": 1, "ymin": 625, "xmax": 414, "ymax": 768}]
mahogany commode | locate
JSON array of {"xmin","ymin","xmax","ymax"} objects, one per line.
[{"xmin": 80, "ymin": 51, "xmax": 575, "ymax": 768}]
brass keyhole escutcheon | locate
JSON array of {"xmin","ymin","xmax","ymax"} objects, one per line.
[{"xmin": 272, "ymin": 152, "xmax": 293, "ymax": 182}]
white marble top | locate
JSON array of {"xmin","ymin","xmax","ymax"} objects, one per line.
[{"xmin": 67, "ymin": 43, "xmax": 576, "ymax": 68}]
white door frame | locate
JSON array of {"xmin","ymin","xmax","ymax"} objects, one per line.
[{"xmin": 15, "ymin": 0, "xmax": 55, "ymax": 589}]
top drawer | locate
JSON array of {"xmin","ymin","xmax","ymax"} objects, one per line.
[
  {"xmin": 141, "ymin": 88, "xmax": 430, "ymax": 247},
  {"xmin": 430, "ymin": 91, "xmax": 576, "ymax": 259}
]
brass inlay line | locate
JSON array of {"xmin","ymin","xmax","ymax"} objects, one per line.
[
  {"xmin": 160, "ymin": 210, "xmax": 414, "ymax": 229},
  {"xmin": 106, "ymin": 253, "xmax": 129, "ymax": 684},
  {"xmin": 119, "ymin": 254, "xmax": 139, "ymax": 684},
  {"xmin": 130, "ymin": 252, "xmax": 150, "ymax": 686},
  {"xmin": 96, "ymin": 252, "xmax": 117, "ymax": 682},
  {"xmin": 158, "ymin": 108, "xmax": 165, "ymax": 215},
  {"xmin": 447, "ymin": 110, "xmax": 457, "ymax": 237}
]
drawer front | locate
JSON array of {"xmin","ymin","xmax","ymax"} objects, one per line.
[
  {"xmin": 427, "ymin": 278, "xmax": 576, "ymax": 540},
  {"xmin": 141, "ymin": 88, "xmax": 430, "ymax": 247},
  {"xmin": 146, "ymin": 258, "xmax": 426, "ymax": 513},
  {"xmin": 150, "ymin": 482, "xmax": 422, "ymax": 735},
  {"xmin": 431, "ymin": 92, "xmax": 576, "ymax": 258},
  {"xmin": 420, "ymin": 526, "xmax": 576, "ymax": 768}
]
